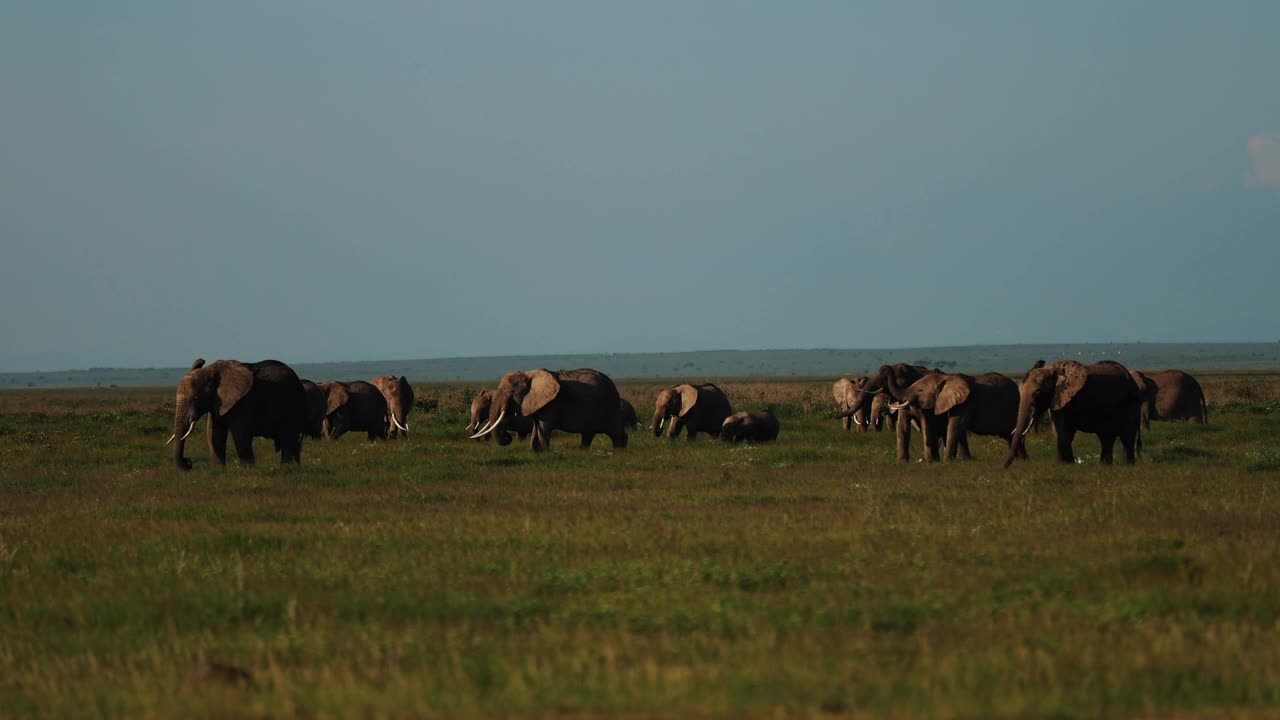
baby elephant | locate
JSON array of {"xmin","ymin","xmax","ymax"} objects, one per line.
[{"xmin": 720, "ymin": 410, "xmax": 780, "ymax": 443}]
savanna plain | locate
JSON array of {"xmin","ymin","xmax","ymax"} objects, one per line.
[{"xmin": 3, "ymin": 374, "xmax": 1280, "ymax": 719}]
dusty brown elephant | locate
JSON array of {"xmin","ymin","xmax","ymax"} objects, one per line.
[
  {"xmin": 1005, "ymin": 360, "xmax": 1143, "ymax": 468},
  {"xmin": 319, "ymin": 380, "xmax": 389, "ymax": 440},
  {"xmin": 299, "ymin": 379, "xmax": 326, "ymax": 439},
  {"xmin": 1131, "ymin": 369, "xmax": 1207, "ymax": 428},
  {"xmin": 838, "ymin": 364, "xmax": 939, "ymax": 461},
  {"xmin": 168, "ymin": 358, "xmax": 307, "ymax": 471},
  {"xmin": 650, "ymin": 383, "xmax": 734, "ymax": 440},
  {"xmin": 371, "ymin": 375, "xmax": 414, "ymax": 439},
  {"xmin": 887, "ymin": 372, "xmax": 1024, "ymax": 461},
  {"xmin": 467, "ymin": 389, "xmax": 533, "ymax": 441},
  {"xmin": 720, "ymin": 410, "xmax": 780, "ymax": 443},
  {"xmin": 470, "ymin": 368, "xmax": 627, "ymax": 451},
  {"xmin": 833, "ymin": 377, "xmax": 894, "ymax": 432}
]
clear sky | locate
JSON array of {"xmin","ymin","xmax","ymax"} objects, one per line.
[{"xmin": 2, "ymin": 1, "xmax": 1278, "ymax": 372}]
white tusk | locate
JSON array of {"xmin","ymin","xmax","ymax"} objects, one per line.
[
  {"xmin": 853, "ymin": 416, "xmax": 864, "ymax": 425},
  {"xmin": 165, "ymin": 434, "xmax": 175, "ymax": 445},
  {"xmin": 392, "ymin": 415, "xmax": 408, "ymax": 432},
  {"xmin": 167, "ymin": 420, "xmax": 196, "ymax": 445},
  {"xmin": 469, "ymin": 410, "xmax": 504, "ymax": 439},
  {"xmin": 889, "ymin": 401, "xmax": 909, "ymax": 411}
]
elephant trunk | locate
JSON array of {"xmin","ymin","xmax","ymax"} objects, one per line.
[
  {"xmin": 1004, "ymin": 391, "xmax": 1036, "ymax": 469},
  {"xmin": 650, "ymin": 410, "xmax": 666, "ymax": 437},
  {"xmin": 172, "ymin": 401, "xmax": 197, "ymax": 471}
]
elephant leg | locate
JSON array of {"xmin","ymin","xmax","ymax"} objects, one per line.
[
  {"xmin": 842, "ymin": 415, "xmax": 852, "ymax": 432},
  {"xmin": 610, "ymin": 426, "xmax": 628, "ymax": 449},
  {"xmin": 282, "ymin": 433, "xmax": 302, "ymax": 464},
  {"xmin": 895, "ymin": 410, "xmax": 912, "ymax": 463},
  {"xmin": 580, "ymin": 433, "xmax": 595, "ymax": 449},
  {"xmin": 686, "ymin": 425, "xmax": 698, "ymax": 441},
  {"xmin": 530, "ymin": 419, "xmax": 551, "ymax": 452},
  {"xmin": 944, "ymin": 417, "xmax": 961, "ymax": 460},
  {"xmin": 1053, "ymin": 419, "xmax": 1076, "ymax": 464},
  {"xmin": 208, "ymin": 421, "xmax": 229, "ymax": 468},
  {"xmin": 1098, "ymin": 433, "xmax": 1117, "ymax": 465},
  {"xmin": 231, "ymin": 426, "xmax": 255, "ymax": 465},
  {"xmin": 1120, "ymin": 429, "xmax": 1138, "ymax": 464}
]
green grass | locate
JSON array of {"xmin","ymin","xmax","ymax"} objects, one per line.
[{"xmin": 1, "ymin": 379, "xmax": 1279, "ymax": 718}]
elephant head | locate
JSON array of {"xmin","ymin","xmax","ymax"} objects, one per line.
[
  {"xmin": 168, "ymin": 358, "xmax": 254, "ymax": 471},
  {"xmin": 833, "ymin": 377, "xmax": 871, "ymax": 430},
  {"xmin": 1004, "ymin": 360, "xmax": 1088, "ymax": 467},
  {"xmin": 888, "ymin": 373, "xmax": 971, "ymax": 415},
  {"xmin": 473, "ymin": 369, "xmax": 559, "ymax": 447},
  {"xmin": 619, "ymin": 398, "xmax": 638, "ymax": 430},
  {"xmin": 467, "ymin": 390, "xmax": 493, "ymax": 437},
  {"xmin": 372, "ymin": 375, "xmax": 413, "ymax": 436},
  {"xmin": 318, "ymin": 381, "xmax": 359, "ymax": 440},
  {"xmin": 650, "ymin": 384, "xmax": 702, "ymax": 438},
  {"xmin": 299, "ymin": 379, "xmax": 326, "ymax": 439}
]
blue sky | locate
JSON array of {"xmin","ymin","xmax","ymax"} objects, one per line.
[{"xmin": 2, "ymin": 1, "xmax": 1278, "ymax": 372}]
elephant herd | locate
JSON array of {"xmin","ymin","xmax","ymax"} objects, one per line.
[
  {"xmin": 833, "ymin": 360, "xmax": 1207, "ymax": 467},
  {"xmin": 167, "ymin": 356, "xmax": 1204, "ymax": 471}
]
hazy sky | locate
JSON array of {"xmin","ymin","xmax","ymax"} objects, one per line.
[{"xmin": 2, "ymin": 2, "xmax": 1278, "ymax": 372}]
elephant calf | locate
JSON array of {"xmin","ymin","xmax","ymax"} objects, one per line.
[
  {"xmin": 319, "ymin": 380, "xmax": 389, "ymax": 440},
  {"xmin": 720, "ymin": 410, "xmax": 780, "ymax": 443}
]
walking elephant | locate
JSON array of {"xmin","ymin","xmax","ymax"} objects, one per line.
[
  {"xmin": 838, "ymin": 364, "xmax": 939, "ymax": 461},
  {"xmin": 1004, "ymin": 360, "xmax": 1143, "ymax": 468},
  {"xmin": 319, "ymin": 380, "xmax": 389, "ymax": 440},
  {"xmin": 467, "ymin": 389, "xmax": 533, "ymax": 441},
  {"xmin": 650, "ymin": 383, "xmax": 733, "ymax": 440},
  {"xmin": 168, "ymin": 358, "xmax": 307, "ymax": 471},
  {"xmin": 371, "ymin": 375, "xmax": 414, "ymax": 438},
  {"xmin": 886, "ymin": 371, "xmax": 1024, "ymax": 461},
  {"xmin": 470, "ymin": 368, "xmax": 628, "ymax": 451},
  {"xmin": 720, "ymin": 410, "xmax": 780, "ymax": 443},
  {"xmin": 1131, "ymin": 369, "xmax": 1207, "ymax": 428}
]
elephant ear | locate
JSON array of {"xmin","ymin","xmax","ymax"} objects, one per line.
[
  {"xmin": 215, "ymin": 361, "xmax": 254, "ymax": 416},
  {"xmin": 396, "ymin": 376, "xmax": 414, "ymax": 405},
  {"xmin": 190, "ymin": 358, "xmax": 206, "ymax": 370},
  {"xmin": 521, "ymin": 369, "xmax": 560, "ymax": 417},
  {"xmin": 1051, "ymin": 361, "xmax": 1088, "ymax": 411},
  {"xmin": 676, "ymin": 384, "xmax": 699, "ymax": 417},
  {"xmin": 323, "ymin": 382, "xmax": 349, "ymax": 415},
  {"xmin": 935, "ymin": 377, "xmax": 971, "ymax": 414}
]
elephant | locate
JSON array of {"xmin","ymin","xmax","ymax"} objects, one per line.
[
  {"xmin": 371, "ymin": 375, "xmax": 414, "ymax": 438},
  {"xmin": 650, "ymin": 383, "xmax": 733, "ymax": 440},
  {"xmin": 299, "ymin": 379, "xmax": 326, "ymax": 439},
  {"xmin": 168, "ymin": 358, "xmax": 307, "ymax": 471},
  {"xmin": 1131, "ymin": 369, "xmax": 1207, "ymax": 428},
  {"xmin": 619, "ymin": 398, "xmax": 639, "ymax": 430},
  {"xmin": 1004, "ymin": 360, "xmax": 1143, "ymax": 468},
  {"xmin": 470, "ymin": 368, "xmax": 628, "ymax": 451},
  {"xmin": 885, "ymin": 371, "xmax": 1025, "ymax": 461},
  {"xmin": 319, "ymin": 380, "xmax": 389, "ymax": 440},
  {"xmin": 720, "ymin": 410, "xmax": 780, "ymax": 443},
  {"xmin": 838, "ymin": 363, "xmax": 939, "ymax": 461},
  {"xmin": 467, "ymin": 389, "xmax": 533, "ymax": 441},
  {"xmin": 833, "ymin": 377, "xmax": 894, "ymax": 432}
]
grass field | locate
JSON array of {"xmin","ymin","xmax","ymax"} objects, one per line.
[{"xmin": 2, "ymin": 374, "xmax": 1280, "ymax": 718}]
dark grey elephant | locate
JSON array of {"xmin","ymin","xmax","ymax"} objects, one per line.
[
  {"xmin": 720, "ymin": 410, "xmax": 780, "ymax": 443},
  {"xmin": 886, "ymin": 371, "xmax": 1024, "ymax": 461},
  {"xmin": 838, "ymin": 363, "xmax": 938, "ymax": 461},
  {"xmin": 299, "ymin": 379, "xmax": 326, "ymax": 439},
  {"xmin": 470, "ymin": 368, "xmax": 627, "ymax": 451},
  {"xmin": 1131, "ymin": 369, "xmax": 1207, "ymax": 428},
  {"xmin": 467, "ymin": 389, "xmax": 533, "ymax": 441},
  {"xmin": 168, "ymin": 358, "xmax": 307, "ymax": 471},
  {"xmin": 650, "ymin": 383, "xmax": 733, "ymax": 440},
  {"xmin": 619, "ymin": 398, "xmax": 639, "ymax": 430},
  {"xmin": 371, "ymin": 375, "xmax": 414, "ymax": 438},
  {"xmin": 319, "ymin": 380, "xmax": 389, "ymax": 440},
  {"xmin": 1005, "ymin": 360, "xmax": 1143, "ymax": 467}
]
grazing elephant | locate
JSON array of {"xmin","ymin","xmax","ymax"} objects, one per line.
[
  {"xmin": 839, "ymin": 364, "xmax": 939, "ymax": 461},
  {"xmin": 1004, "ymin": 360, "xmax": 1143, "ymax": 468},
  {"xmin": 1131, "ymin": 369, "xmax": 1207, "ymax": 428},
  {"xmin": 886, "ymin": 372, "xmax": 1024, "ymax": 461},
  {"xmin": 720, "ymin": 410, "xmax": 780, "ymax": 443},
  {"xmin": 470, "ymin": 368, "xmax": 628, "ymax": 451},
  {"xmin": 168, "ymin": 358, "xmax": 307, "ymax": 471},
  {"xmin": 299, "ymin": 379, "xmax": 326, "ymax": 439},
  {"xmin": 467, "ymin": 389, "xmax": 533, "ymax": 441},
  {"xmin": 371, "ymin": 375, "xmax": 414, "ymax": 438},
  {"xmin": 619, "ymin": 398, "xmax": 639, "ymax": 430},
  {"xmin": 319, "ymin": 380, "xmax": 389, "ymax": 440},
  {"xmin": 650, "ymin": 383, "xmax": 733, "ymax": 440}
]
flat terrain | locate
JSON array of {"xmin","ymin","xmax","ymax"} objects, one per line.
[{"xmin": 2, "ymin": 374, "xmax": 1280, "ymax": 718}]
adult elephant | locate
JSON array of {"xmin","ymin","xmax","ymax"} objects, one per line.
[
  {"xmin": 371, "ymin": 375, "xmax": 414, "ymax": 438},
  {"xmin": 720, "ymin": 410, "xmax": 780, "ymax": 443},
  {"xmin": 1004, "ymin": 360, "xmax": 1143, "ymax": 468},
  {"xmin": 299, "ymin": 379, "xmax": 326, "ymax": 439},
  {"xmin": 1132, "ymin": 369, "xmax": 1207, "ymax": 428},
  {"xmin": 467, "ymin": 389, "xmax": 533, "ymax": 441},
  {"xmin": 470, "ymin": 368, "xmax": 627, "ymax": 451},
  {"xmin": 619, "ymin": 398, "xmax": 639, "ymax": 430},
  {"xmin": 319, "ymin": 380, "xmax": 389, "ymax": 440},
  {"xmin": 650, "ymin": 383, "xmax": 733, "ymax": 440},
  {"xmin": 838, "ymin": 364, "xmax": 939, "ymax": 461},
  {"xmin": 886, "ymin": 372, "xmax": 1024, "ymax": 461},
  {"xmin": 833, "ymin": 377, "xmax": 891, "ymax": 432},
  {"xmin": 168, "ymin": 358, "xmax": 307, "ymax": 471}
]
